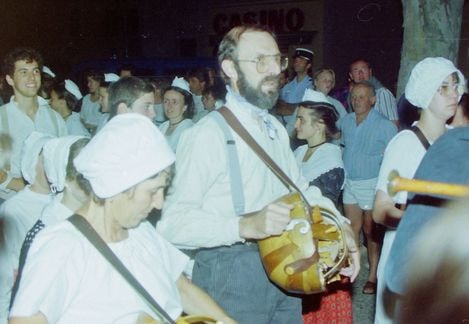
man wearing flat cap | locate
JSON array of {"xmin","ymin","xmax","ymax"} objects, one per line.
[{"xmin": 276, "ymin": 48, "xmax": 314, "ymax": 135}]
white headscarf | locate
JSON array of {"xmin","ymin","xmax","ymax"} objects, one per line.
[
  {"xmin": 42, "ymin": 66, "xmax": 56, "ymax": 78},
  {"xmin": 301, "ymin": 89, "xmax": 332, "ymax": 104},
  {"xmin": 405, "ymin": 57, "xmax": 465, "ymax": 109},
  {"xmin": 21, "ymin": 132, "xmax": 54, "ymax": 184},
  {"xmin": 74, "ymin": 114, "xmax": 175, "ymax": 198},
  {"xmin": 171, "ymin": 76, "xmax": 191, "ymax": 93},
  {"xmin": 64, "ymin": 79, "xmax": 83, "ymax": 100},
  {"xmin": 105, "ymin": 73, "xmax": 120, "ymax": 83},
  {"xmin": 43, "ymin": 136, "xmax": 86, "ymax": 193}
]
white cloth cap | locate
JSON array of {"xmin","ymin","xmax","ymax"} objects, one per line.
[
  {"xmin": 301, "ymin": 89, "xmax": 331, "ymax": 104},
  {"xmin": 171, "ymin": 76, "xmax": 191, "ymax": 93},
  {"xmin": 74, "ymin": 114, "xmax": 175, "ymax": 198},
  {"xmin": 65, "ymin": 79, "xmax": 83, "ymax": 100},
  {"xmin": 105, "ymin": 73, "xmax": 120, "ymax": 83},
  {"xmin": 42, "ymin": 66, "xmax": 56, "ymax": 78},
  {"xmin": 21, "ymin": 132, "xmax": 54, "ymax": 184},
  {"xmin": 43, "ymin": 136, "xmax": 86, "ymax": 193},
  {"xmin": 405, "ymin": 57, "xmax": 465, "ymax": 109}
]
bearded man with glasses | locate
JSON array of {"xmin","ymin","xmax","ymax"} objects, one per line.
[{"xmin": 157, "ymin": 26, "xmax": 359, "ymax": 323}]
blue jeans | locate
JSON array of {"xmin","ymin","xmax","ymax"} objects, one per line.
[{"xmin": 192, "ymin": 243, "xmax": 302, "ymax": 324}]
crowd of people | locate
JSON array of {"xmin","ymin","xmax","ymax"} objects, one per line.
[{"xmin": 0, "ymin": 23, "xmax": 468, "ymax": 324}]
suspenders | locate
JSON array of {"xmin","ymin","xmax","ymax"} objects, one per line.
[{"xmin": 209, "ymin": 111, "xmax": 246, "ymax": 215}]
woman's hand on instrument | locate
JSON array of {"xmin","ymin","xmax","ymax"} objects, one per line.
[
  {"xmin": 339, "ymin": 223, "xmax": 360, "ymax": 282},
  {"xmin": 239, "ymin": 202, "xmax": 293, "ymax": 240}
]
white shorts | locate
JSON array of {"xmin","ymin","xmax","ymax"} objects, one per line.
[{"xmin": 343, "ymin": 177, "xmax": 378, "ymax": 210}]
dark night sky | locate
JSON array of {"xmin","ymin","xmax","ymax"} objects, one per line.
[{"xmin": 0, "ymin": 0, "xmax": 465, "ymax": 91}]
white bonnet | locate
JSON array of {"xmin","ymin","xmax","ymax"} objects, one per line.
[
  {"xmin": 74, "ymin": 114, "xmax": 175, "ymax": 198},
  {"xmin": 43, "ymin": 136, "xmax": 86, "ymax": 193},
  {"xmin": 301, "ymin": 89, "xmax": 332, "ymax": 104},
  {"xmin": 105, "ymin": 73, "xmax": 120, "ymax": 83},
  {"xmin": 405, "ymin": 57, "xmax": 465, "ymax": 109},
  {"xmin": 42, "ymin": 66, "xmax": 55, "ymax": 78},
  {"xmin": 21, "ymin": 132, "xmax": 54, "ymax": 184},
  {"xmin": 65, "ymin": 79, "xmax": 83, "ymax": 100},
  {"xmin": 171, "ymin": 76, "xmax": 191, "ymax": 93}
]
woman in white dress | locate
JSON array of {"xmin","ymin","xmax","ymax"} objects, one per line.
[
  {"xmin": 294, "ymin": 89, "xmax": 351, "ymax": 323},
  {"xmin": 49, "ymin": 80, "xmax": 90, "ymax": 137},
  {"xmin": 294, "ymin": 89, "xmax": 344, "ymax": 205},
  {"xmin": 372, "ymin": 57, "xmax": 464, "ymax": 324},
  {"xmin": 159, "ymin": 77, "xmax": 195, "ymax": 151},
  {"xmin": 9, "ymin": 114, "xmax": 234, "ymax": 324}
]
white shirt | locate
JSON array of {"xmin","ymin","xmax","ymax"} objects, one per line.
[
  {"xmin": 10, "ymin": 221, "xmax": 188, "ymax": 323},
  {"xmin": 95, "ymin": 113, "xmax": 110, "ymax": 134},
  {"xmin": 0, "ymin": 96, "xmax": 67, "ymax": 198},
  {"xmin": 294, "ymin": 143, "xmax": 344, "ymax": 183},
  {"xmin": 158, "ymin": 119, "xmax": 194, "ymax": 152},
  {"xmin": 374, "ymin": 129, "xmax": 427, "ymax": 324},
  {"xmin": 192, "ymin": 95, "xmax": 205, "ymax": 116},
  {"xmin": 0, "ymin": 187, "xmax": 53, "ymax": 323},
  {"xmin": 79, "ymin": 94, "xmax": 101, "ymax": 127},
  {"xmin": 157, "ymin": 89, "xmax": 345, "ymax": 249},
  {"xmin": 65, "ymin": 112, "xmax": 90, "ymax": 137},
  {"xmin": 40, "ymin": 196, "xmax": 72, "ymax": 226}
]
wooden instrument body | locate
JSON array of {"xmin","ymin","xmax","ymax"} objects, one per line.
[
  {"xmin": 138, "ymin": 314, "xmax": 218, "ymax": 324},
  {"xmin": 258, "ymin": 192, "xmax": 347, "ymax": 294}
]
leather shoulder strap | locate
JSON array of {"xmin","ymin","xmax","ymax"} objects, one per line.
[
  {"xmin": 217, "ymin": 107, "xmax": 311, "ymax": 212},
  {"xmin": 68, "ymin": 214, "xmax": 175, "ymax": 324},
  {"xmin": 411, "ymin": 125, "xmax": 430, "ymax": 150}
]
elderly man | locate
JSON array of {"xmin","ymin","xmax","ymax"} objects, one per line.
[
  {"xmin": 157, "ymin": 26, "xmax": 359, "ymax": 323},
  {"xmin": 346, "ymin": 59, "xmax": 398, "ymax": 125},
  {"xmin": 340, "ymin": 82, "xmax": 397, "ymax": 295}
]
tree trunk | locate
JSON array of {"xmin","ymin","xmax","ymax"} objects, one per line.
[{"xmin": 397, "ymin": 0, "xmax": 464, "ymax": 97}]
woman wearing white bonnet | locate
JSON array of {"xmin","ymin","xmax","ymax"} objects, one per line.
[
  {"xmin": 9, "ymin": 114, "xmax": 235, "ymax": 324},
  {"xmin": 8, "ymin": 136, "xmax": 90, "ymax": 311},
  {"xmin": 159, "ymin": 76, "xmax": 195, "ymax": 151},
  {"xmin": 49, "ymin": 80, "xmax": 90, "ymax": 137},
  {"xmin": 0, "ymin": 132, "xmax": 54, "ymax": 322},
  {"xmin": 373, "ymin": 57, "xmax": 465, "ymax": 324},
  {"xmin": 41, "ymin": 135, "xmax": 90, "ymax": 223}
]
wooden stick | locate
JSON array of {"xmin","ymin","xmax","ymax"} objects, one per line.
[{"xmin": 387, "ymin": 170, "xmax": 469, "ymax": 197}]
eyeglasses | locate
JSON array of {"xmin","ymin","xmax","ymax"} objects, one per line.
[
  {"xmin": 438, "ymin": 83, "xmax": 464, "ymax": 97},
  {"xmin": 236, "ymin": 54, "xmax": 289, "ymax": 73}
]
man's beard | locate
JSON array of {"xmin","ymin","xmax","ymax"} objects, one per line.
[{"xmin": 236, "ymin": 65, "xmax": 280, "ymax": 110}]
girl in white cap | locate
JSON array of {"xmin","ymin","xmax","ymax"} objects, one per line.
[
  {"xmin": 372, "ymin": 57, "xmax": 465, "ymax": 324},
  {"xmin": 0, "ymin": 132, "xmax": 54, "ymax": 323},
  {"xmin": 9, "ymin": 114, "xmax": 235, "ymax": 324},
  {"xmin": 160, "ymin": 77, "xmax": 195, "ymax": 151},
  {"xmin": 8, "ymin": 136, "xmax": 90, "ymax": 313},
  {"xmin": 49, "ymin": 80, "xmax": 90, "ymax": 137}
]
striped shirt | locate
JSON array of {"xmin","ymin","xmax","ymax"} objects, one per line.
[
  {"xmin": 375, "ymin": 87, "xmax": 398, "ymax": 120},
  {"xmin": 340, "ymin": 109, "xmax": 397, "ymax": 180}
]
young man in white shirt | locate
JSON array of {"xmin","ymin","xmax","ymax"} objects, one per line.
[{"xmin": 0, "ymin": 48, "xmax": 67, "ymax": 202}]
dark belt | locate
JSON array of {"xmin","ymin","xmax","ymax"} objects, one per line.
[{"xmin": 181, "ymin": 241, "xmax": 258, "ymax": 259}]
